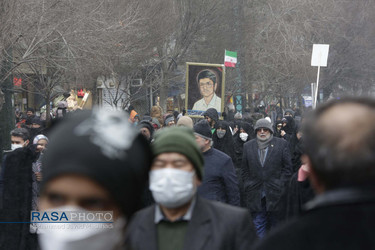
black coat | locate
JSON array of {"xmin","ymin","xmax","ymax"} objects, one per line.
[
  {"xmin": 278, "ymin": 172, "xmax": 315, "ymax": 222},
  {"xmin": 0, "ymin": 147, "xmax": 38, "ymax": 250},
  {"xmin": 254, "ymin": 186, "xmax": 375, "ymax": 250},
  {"xmin": 126, "ymin": 197, "xmax": 257, "ymax": 250},
  {"xmin": 291, "ymin": 138, "xmax": 304, "ymax": 173},
  {"xmin": 198, "ymin": 148, "xmax": 240, "ymax": 206},
  {"xmin": 240, "ymin": 137, "xmax": 293, "ymax": 212},
  {"xmin": 213, "ymin": 121, "xmax": 236, "ymax": 161},
  {"xmin": 233, "ymin": 121, "xmax": 254, "ymax": 169},
  {"xmin": 281, "ymin": 116, "xmax": 297, "ymax": 155}
]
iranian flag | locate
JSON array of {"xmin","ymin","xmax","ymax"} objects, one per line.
[{"xmin": 224, "ymin": 50, "xmax": 237, "ymax": 67}]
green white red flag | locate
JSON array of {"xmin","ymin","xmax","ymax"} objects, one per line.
[{"xmin": 224, "ymin": 50, "xmax": 237, "ymax": 67}]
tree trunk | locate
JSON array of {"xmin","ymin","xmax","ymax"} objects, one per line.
[
  {"xmin": 0, "ymin": 55, "xmax": 15, "ymax": 152},
  {"xmin": 0, "ymin": 51, "xmax": 14, "ymax": 153}
]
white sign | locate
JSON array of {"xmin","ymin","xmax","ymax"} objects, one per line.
[
  {"xmin": 311, "ymin": 44, "xmax": 329, "ymax": 67},
  {"xmin": 302, "ymin": 96, "xmax": 313, "ymax": 108}
]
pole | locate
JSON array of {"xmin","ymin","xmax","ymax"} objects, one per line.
[
  {"xmin": 311, "ymin": 83, "xmax": 314, "ymax": 107},
  {"xmin": 149, "ymin": 86, "xmax": 153, "ymax": 111},
  {"xmin": 314, "ymin": 66, "xmax": 321, "ymax": 109}
]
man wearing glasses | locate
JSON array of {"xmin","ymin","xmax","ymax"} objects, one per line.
[
  {"xmin": 192, "ymin": 69, "xmax": 221, "ymax": 112},
  {"xmin": 239, "ymin": 118, "xmax": 293, "ymax": 238}
]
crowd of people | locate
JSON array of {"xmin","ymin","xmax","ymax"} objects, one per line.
[{"xmin": 0, "ymin": 96, "xmax": 375, "ymax": 250}]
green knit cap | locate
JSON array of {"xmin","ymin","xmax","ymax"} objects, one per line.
[{"xmin": 152, "ymin": 126, "xmax": 204, "ymax": 180}]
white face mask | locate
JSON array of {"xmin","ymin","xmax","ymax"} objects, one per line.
[
  {"xmin": 37, "ymin": 206, "xmax": 125, "ymax": 250},
  {"xmin": 239, "ymin": 132, "xmax": 248, "ymax": 142},
  {"xmin": 11, "ymin": 143, "xmax": 24, "ymax": 151},
  {"xmin": 149, "ymin": 168, "xmax": 196, "ymax": 208}
]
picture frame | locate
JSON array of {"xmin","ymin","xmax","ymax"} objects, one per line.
[{"xmin": 185, "ymin": 62, "xmax": 225, "ymax": 118}]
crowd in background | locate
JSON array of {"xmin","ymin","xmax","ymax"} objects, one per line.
[{"xmin": 1, "ymin": 97, "xmax": 374, "ymax": 250}]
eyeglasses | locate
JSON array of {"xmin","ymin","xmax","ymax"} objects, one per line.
[
  {"xmin": 199, "ymin": 82, "xmax": 214, "ymax": 88},
  {"xmin": 257, "ymin": 128, "xmax": 270, "ymax": 132}
]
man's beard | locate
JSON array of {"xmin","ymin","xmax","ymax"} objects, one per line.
[{"xmin": 257, "ymin": 133, "xmax": 271, "ymax": 142}]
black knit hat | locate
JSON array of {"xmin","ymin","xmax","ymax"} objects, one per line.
[
  {"xmin": 194, "ymin": 120, "xmax": 212, "ymax": 140},
  {"xmin": 27, "ymin": 107, "xmax": 35, "ymax": 113},
  {"xmin": 152, "ymin": 127, "xmax": 204, "ymax": 180},
  {"xmin": 284, "ymin": 109, "xmax": 295, "ymax": 117},
  {"xmin": 137, "ymin": 120, "xmax": 154, "ymax": 137},
  {"xmin": 32, "ymin": 117, "xmax": 42, "ymax": 125},
  {"xmin": 203, "ymin": 108, "xmax": 219, "ymax": 122},
  {"xmin": 41, "ymin": 109, "xmax": 152, "ymax": 218}
]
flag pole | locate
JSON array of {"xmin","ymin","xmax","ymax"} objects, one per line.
[{"xmin": 314, "ymin": 66, "xmax": 320, "ymax": 109}]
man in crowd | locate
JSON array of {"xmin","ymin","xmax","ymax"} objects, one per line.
[
  {"xmin": 127, "ymin": 126, "xmax": 256, "ymax": 250},
  {"xmin": 194, "ymin": 120, "xmax": 240, "ymax": 206},
  {"xmin": 254, "ymin": 97, "xmax": 375, "ymax": 250},
  {"xmin": 240, "ymin": 118, "xmax": 292, "ymax": 238},
  {"xmin": 0, "ymin": 128, "xmax": 31, "ymax": 206},
  {"xmin": 26, "ymin": 107, "xmax": 36, "ymax": 119},
  {"xmin": 25, "ymin": 108, "xmax": 36, "ymax": 128},
  {"xmin": 28, "ymin": 117, "xmax": 45, "ymax": 141},
  {"xmin": 9, "ymin": 128, "xmax": 30, "ymax": 150}
]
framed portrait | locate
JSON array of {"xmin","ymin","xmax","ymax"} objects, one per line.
[{"xmin": 185, "ymin": 62, "xmax": 225, "ymax": 117}]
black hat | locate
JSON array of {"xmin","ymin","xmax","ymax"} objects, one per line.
[
  {"xmin": 42, "ymin": 109, "xmax": 152, "ymax": 218},
  {"xmin": 137, "ymin": 120, "xmax": 154, "ymax": 137},
  {"xmin": 203, "ymin": 108, "xmax": 219, "ymax": 122},
  {"xmin": 27, "ymin": 107, "xmax": 35, "ymax": 113},
  {"xmin": 194, "ymin": 120, "xmax": 212, "ymax": 140},
  {"xmin": 284, "ymin": 109, "xmax": 295, "ymax": 117},
  {"xmin": 32, "ymin": 117, "xmax": 42, "ymax": 125}
]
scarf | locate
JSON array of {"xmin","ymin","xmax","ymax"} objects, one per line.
[{"xmin": 257, "ymin": 134, "xmax": 273, "ymax": 165}]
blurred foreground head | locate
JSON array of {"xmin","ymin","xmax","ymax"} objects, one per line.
[
  {"xmin": 303, "ymin": 97, "xmax": 375, "ymax": 191},
  {"xmin": 40, "ymin": 108, "xmax": 152, "ymax": 219}
]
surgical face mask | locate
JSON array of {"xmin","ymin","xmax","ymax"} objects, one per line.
[
  {"xmin": 37, "ymin": 206, "xmax": 125, "ymax": 250},
  {"xmin": 149, "ymin": 168, "xmax": 196, "ymax": 209},
  {"xmin": 216, "ymin": 130, "xmax": 226, "ymax": 139},
  {"xmin": 11, "ymin": 143, "xmax": 24, "ymax": 151},
  {"xmin": 239, "ymin": 132, "xmax": 248, "ymax": 142}
]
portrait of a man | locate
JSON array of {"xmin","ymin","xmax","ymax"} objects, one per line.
[
  {"xmin": 186, "ymin": 63, "xmax": 225, "ymax": 116},
  {"xmin": 192, "ymin": 69, "xmax": 221, "ymax": 111}
]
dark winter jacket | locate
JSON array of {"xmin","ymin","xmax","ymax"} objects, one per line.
[
  {"xmin": 126, "ymin": 196, "xmax": 257, "ymax": 250},
  {"xmin": 281, "ymin": 116, "xmax": 297, "ymax": 155},
  {"xmin": 240, "ymin": 137, "xmax": 293, "ymax": 212},
  {"xmin": 198, "ymin": 148, "xmax": 240, "ymax": 206},
  {"xmin": 254, "ymin": 186, "xmax": 375, "ymax": 250},
  {"xmin": 278, "ymin": 172, "xmax": 315, "ymax": 222},
  {"xmin": 291, "ymin": 138, "xmax": 304, "ymax": 173},
  {"xmin": 0, "ymin": 146, "xmax": 39, "ymax": 250},
  {"xmin": 233, "ymin": 122, "xmax": 253, "ymax": 169},
  {"xmin": 213, "ymin": 121, "xmax": 236, "ymax": 161}
]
